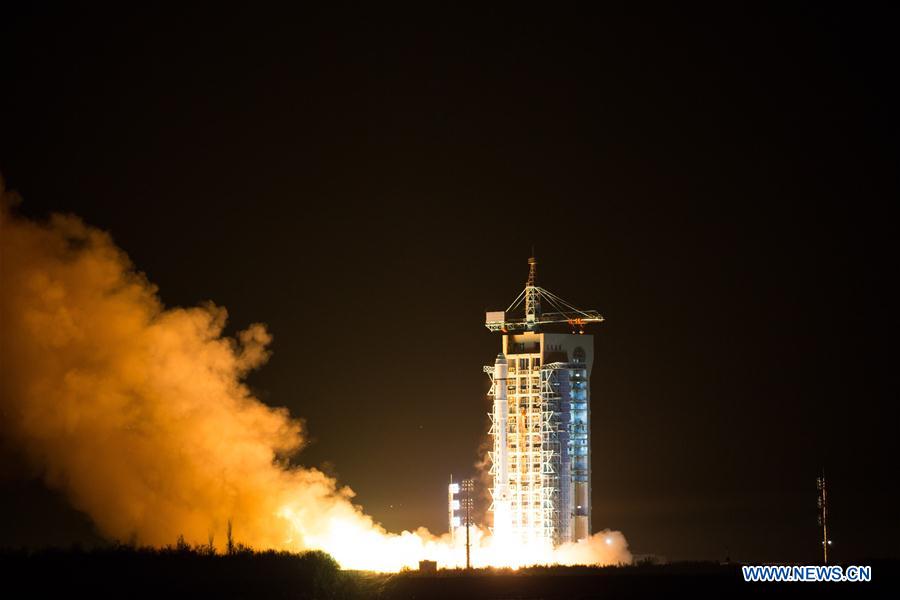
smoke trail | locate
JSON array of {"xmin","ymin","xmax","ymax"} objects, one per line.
[{"xmin": 0, "ymin": 181, "xmax": 630, "ymax": 569}]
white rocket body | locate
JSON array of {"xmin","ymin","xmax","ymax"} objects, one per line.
[{"xmin": 492, "ymin": 354, "xmax": 512, "ymax": 539}]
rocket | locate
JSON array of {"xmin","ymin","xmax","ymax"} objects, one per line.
[
  {"xmin": 493, "ymin": 354, "xmax": 510, "ymax": 492},
  {"xmin": 492, "ymin": 353, "xmax": 512, "ymax": 538}
]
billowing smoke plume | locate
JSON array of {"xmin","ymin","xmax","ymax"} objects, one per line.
[{"xmin": 0, "ymin": 181, "xmax": 630, "ymax": 569}]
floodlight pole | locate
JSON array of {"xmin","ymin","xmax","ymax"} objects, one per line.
[{"xmin": 461, "ymin": 479, "xmax": 473, "ymax": 570}]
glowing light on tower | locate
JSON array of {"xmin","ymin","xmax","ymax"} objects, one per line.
[{"xmin": 448, "ymin": 478, "xmax": 461, "ymax": 541}]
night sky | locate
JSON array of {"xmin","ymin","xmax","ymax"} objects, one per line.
[{"xmin": 1, "ymin": 4, "xmax": 897, "ymax": 562}]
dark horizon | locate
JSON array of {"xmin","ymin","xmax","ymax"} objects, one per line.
[{"xmin": 1, "ymin": 4, "xmax": 897, "ymax": 564}]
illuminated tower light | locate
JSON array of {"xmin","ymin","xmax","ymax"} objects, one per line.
[
  {"xmin": 448, "ymin": 478, "xmax": 461, "ymax": 542},
  {"xmin": 449, "ymin": 476, "xmax": 474, "ymax": 568}
]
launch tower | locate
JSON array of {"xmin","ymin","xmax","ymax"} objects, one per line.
[{"xmin": 484, "ymin": 257, "xmax": 603, "ymax": 546}]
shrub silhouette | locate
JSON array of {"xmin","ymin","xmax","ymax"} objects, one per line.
[{"xmin": 0, "ymin": 543, "xmax": 356, "ymax": 599}]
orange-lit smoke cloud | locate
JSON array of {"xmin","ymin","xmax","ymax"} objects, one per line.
[{"xmin": 0, "ymin": 182, "xmax": 630, "ymax": 570}]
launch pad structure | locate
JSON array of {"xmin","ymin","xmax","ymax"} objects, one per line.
[{"xmin": 482, "ymin": 257, "xmax": 603, "ymax": 547}]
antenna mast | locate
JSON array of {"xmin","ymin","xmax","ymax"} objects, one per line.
[
  {"xmin": 524, "ymin": 256, "xmax": 540, "ymax": 329},
  {"xmin": 485, "ymin": 257, "xmax": 603, "ymax": 334},
  {"xmin": 817, "ymin": 470, "xmax": 830, "ymax": 564}
]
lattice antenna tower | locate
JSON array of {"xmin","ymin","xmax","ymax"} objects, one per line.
[{"xmin": 817, "ymin": 470, "xmax": 831, "ymax": 564}]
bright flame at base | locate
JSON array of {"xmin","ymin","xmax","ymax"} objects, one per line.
[{"xmin": 279, "ymin": 505, "xmax": 630, "ymax": 572}]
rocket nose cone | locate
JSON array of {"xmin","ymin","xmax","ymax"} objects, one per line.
[{"xmin": 495, "ymin": 353, "xmax": 507, "ymax": 363}]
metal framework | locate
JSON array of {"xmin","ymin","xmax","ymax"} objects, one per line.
[
  {"xmin": 488, "ymin": 355, "xmax": 543, "ymax": 540},
  {"xmin": 485, "ymin": 257, "xmax": 604, "ymax": 333},
  {"xmin": 487, "ymin": 357, "xmax": 589, "ymax": 546}
]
